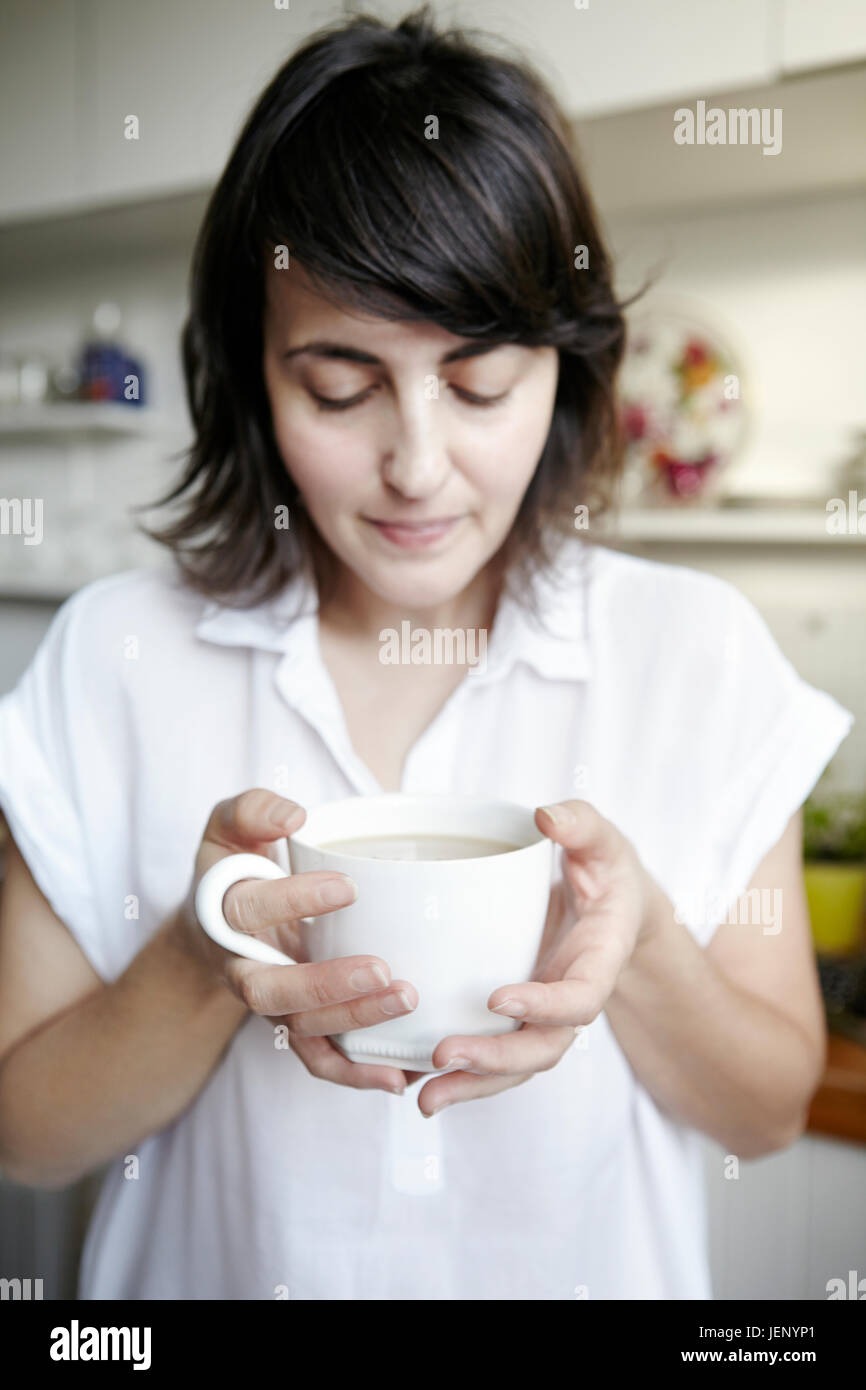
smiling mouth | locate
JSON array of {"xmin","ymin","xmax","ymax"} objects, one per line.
[{"xmin": 363, "ymin": 516, "xmax": 463, "ymax": 549}]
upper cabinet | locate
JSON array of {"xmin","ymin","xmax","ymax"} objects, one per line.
[
  {"xmin": 353, "ymin": 0, "xmax": 780, "ymax": 116},
  {"xmin": 781, "ymin": 0, "xmax": 866, "ymax": 73},
  {"xmin": 3, "ymin": 0, "xmax": 866, "ymax": 226},
  {"xmin": 0, "ymin": 1, "xmax": 80, "ymax": 219},
  {"xmin": 76, "ymin": 0, "xmax": 342, "ymax": 208},
  {"xmin": 0, "ymin": 0, "xmax": 342, "ymax": 222}
]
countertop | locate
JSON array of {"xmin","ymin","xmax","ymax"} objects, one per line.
[{"xmin": 808, "ymin": 1026, "xmax": 866, "ymax": 1145}]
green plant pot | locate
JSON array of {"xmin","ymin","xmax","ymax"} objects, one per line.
[{"xmin": 804, "ymin": 864, "xmax": 866, "ymax": 954}]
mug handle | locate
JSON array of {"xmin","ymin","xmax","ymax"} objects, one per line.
[{"xmin": 194, "ymin": 853, "xmax": 297, "ymax": 966}]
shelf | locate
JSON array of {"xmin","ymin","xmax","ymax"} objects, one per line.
[
  {"xmin": 0, "ymin": 403, "xmax": 172, "ymax": 440},
  {"xmin": 0, "ymin": 580, "xmax": 79, "ymax": 604},
  {"xmin": 0, "ymin": 559, "xmax": 164, "ymax": 604},
  {"xmin": 0, "ymin": 548, "xmax": 171, "ymax": 603},
  {"xmin": 0, "ymin": 187, "xmax": 208, "ymax": 277},
  {"xmin": 808, "ymin": 1029, "xmax": 866, "ymax": 1146},
  {"xmin": 0, "ymin": 562, "xmax": 126, "ymax": 602},
  {"xmin": 603, "ymin": 505, "xmax": 865, "ymax": 545}
]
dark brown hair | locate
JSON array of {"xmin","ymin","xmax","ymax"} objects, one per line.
[{"xmin": 140, "ymin": 5, "xmax": 633, "ymax": 607}]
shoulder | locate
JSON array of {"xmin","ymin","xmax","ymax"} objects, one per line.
[
  {"xmin": 585, "ymin": 543, "xmax": 766, "ymax": 664},
  {"xmin": 13, "ymin": 566, "xmax": 209, "ymax": 710},
  {"xmin": 588, "ymin": 543, "xmax": 746, "ymax": 618},
  {"xmin": 57, "ymin": 564, "xmax": 204, "ymax": 634},
  {"xmin": 580, "ymin": 545, "xmax": 826, "ymax": 763},
  {"xmin": 42, "ymin": 565, "xmax": 208, "ymax": 665},
  {"xmin": 529, "ymin": 539, "xmax": 767, "ymax": 680}
]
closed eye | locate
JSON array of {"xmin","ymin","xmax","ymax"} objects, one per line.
[
  {"xmin": 309, "ymin": 383, "xmax": 510, "ymax": 412},
  {"xmin": 311, "ymin": 388, "xmax": 376, "ymax": 412},
  {"xmin": 450, "ymin": 385, "xmax": 509, "ymax": 407}
]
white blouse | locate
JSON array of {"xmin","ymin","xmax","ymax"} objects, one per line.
[{"xmin": 0, "ymin": 539, "xmax": 853, "ymax": 1300}]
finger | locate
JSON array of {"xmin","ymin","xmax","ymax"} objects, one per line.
[
  {"xmin": 531, "ymin": 879, "xmax": 570, "ymax": 974},
  {"xmin": 284, "ymin": 979, "xmax": 419, "ymax": 1038},
  {"xmin": 290, "ymin": 1033, "xmax": 409, "ymax": 1095},
  {"xmin": 203, "ymin": 789, "xmax": 306, "ymax": 856},
  {"xmin": 227, "ymin": 911, "xmax": 304, "ymax": 966},
  {"xmin": 223, "ymin": 953, "xmax": 397, "ymax": 1017},
  {"xmin": 417, "ymin": 1068, "xmax": 533, "ymax": 1116},
  {"xmin": 431, "ymin": 1023, "xmax": 577, "ymax": 1076},
  {"xmin": 222, "ymin": 869, "xmax": 358, "ymax": 940},
  {"xmin": 487, "ymin": 935, "xmax": 627, "ymax": 1025},
  {"xmin": 535, "ymin": 800, "xmax": 622, "ymax": 886}
]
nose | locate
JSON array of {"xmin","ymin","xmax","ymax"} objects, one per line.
[{"xmin": 380, "ymin": 384, "xmax": 449, "ymax": 500}]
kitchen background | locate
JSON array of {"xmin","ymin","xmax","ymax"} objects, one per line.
[{"xmin": 1, "ymin": 0, "xmax": 865, "ymax": 1299}]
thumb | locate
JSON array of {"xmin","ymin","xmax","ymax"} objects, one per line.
[
  {"xmin": 198, "ymin": 789, "xmax": 307, "ymax": 873},
  {"xmin": 535, "ymin": 800, "xmax": 622, "ymax": 900}
]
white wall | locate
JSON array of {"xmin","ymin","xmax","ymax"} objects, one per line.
[
  {"xmin": 704, "ymin": 1131, "xmax": 866, "ymax": 1300},
  {"xmin": 607, "ymin": 188, "xmax": 866, "ymax": 502}
]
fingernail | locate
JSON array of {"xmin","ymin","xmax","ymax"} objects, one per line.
[
  {"xmin": 424, "ymin": 1103, "xmax": 448, "ymax": 1118},
  {"xmin": 490, "ymin": 998, "xmax": 527, "ymax": 1017},
  {"xmin": 539, "ymin": 803, "xmax": 572, "ymax": 825},
  {"xmin": 269, "ymin": 803, "xmax": 300, "ymax": 827},
  {"xmin": 349, "ymin": 963, "xmax": 389, "ymax": 991},
  {"xmin": 319, "ymin": 876, "xmax": 358, "ymax": 907},
  {"xmin": 442, "ymin": 1057, "xmax": 472, "ymax": 1071},
  {"xmin": 380, "ymin": 989, "xmax": 414, "ymax": 1016},
  {"xmin": 385, "ymin": 1083, "xmax": 405, "ymax": 1096}
]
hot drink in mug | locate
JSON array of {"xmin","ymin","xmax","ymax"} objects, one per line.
[{"xmin": 194, "ymin": 794, "xmax": 554, "ymax": 1071}]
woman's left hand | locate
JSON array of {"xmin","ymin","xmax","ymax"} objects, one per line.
[{"xmin": 413, "ymin": 799, "xmax": 666, "ymax": 1117}]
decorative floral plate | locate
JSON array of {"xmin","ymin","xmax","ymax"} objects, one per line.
[{"xmin": 618, "ymin": 298, "xmax": 749, "ymax": 504}]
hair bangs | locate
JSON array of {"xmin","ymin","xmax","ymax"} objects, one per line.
[{"xmin": 253, "ymin": 65, "xmax": 565, "ymax": 344}]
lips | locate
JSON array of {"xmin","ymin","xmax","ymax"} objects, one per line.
[{"xmin": 364, "ymin": 517, "xmax": 462, "ymax": 550}]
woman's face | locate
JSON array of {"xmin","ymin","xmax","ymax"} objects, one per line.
[{"xmin": 262, "ymin": 262, "xmax": 559, "ymax": 610}]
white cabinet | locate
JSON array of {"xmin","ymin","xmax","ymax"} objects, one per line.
[
  {"xmin": 782, "ymin": 0, "xmax": 866, "ymax": 74},
  {"xmin": 704, "ymin": 1131, "xmax": 866, "ymax": 1299},
  {"xmin": 0, "ymin": 0, "xmax": 342, "ymax": 220},
  {"xmin": 351, "ymin": 0, "xmax": 779, "ymax": 117},
  {"xmin": 0, "ymin": 1, "xmax": 79, "ymax": 220},
  {"xmin": 7, "ymin": 0, "xmax": 866, "ymax": 222},
  {"xmin": 77, "ymin": 0, "xmax": 343, "ymax": 206}
]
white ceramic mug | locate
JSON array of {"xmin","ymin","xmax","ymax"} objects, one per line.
[{"xmin": 194, "ymin": 793, "xmax": 554, "ymax": 1071}]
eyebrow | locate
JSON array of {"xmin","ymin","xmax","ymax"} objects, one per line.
[{"xmin": 281, "ymin": 339, "xmax": 507, "ymax": 366}]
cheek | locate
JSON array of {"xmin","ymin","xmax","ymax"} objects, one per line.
[
  {"xmin": 271, "ymin": 405, "xmax": 373, "ymax": 505},
  {"xmin": 507, "ymin": 375, "xmax": 558, "ymax": 483},
  {"xmin": 463, "ymin": 400, "xmax": 555, "ymax": 503}
]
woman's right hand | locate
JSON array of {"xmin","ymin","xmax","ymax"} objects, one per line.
[{"xmin": 177, "ymin": 789, "xmax": 418, "ymax": 1095}]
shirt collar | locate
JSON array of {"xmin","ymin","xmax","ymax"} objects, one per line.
[
  {"xmin": 194, "ymin": 568, "xmax": 318, "ymax": 654},
  {"xmin": 193, "ymin": 540, "xmax": 594, "ymax": 684}
]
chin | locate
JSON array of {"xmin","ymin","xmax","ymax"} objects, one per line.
[
  {"xmin": 365, "ymin": 571, "xmax": 468, "ymax": 612},
  {"xmin": 360, "ymin": 555, "xmax": 483, "ymax": 612}
]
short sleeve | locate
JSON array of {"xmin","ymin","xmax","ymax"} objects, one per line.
[
  {"xmin": 681, "ymin": 583, "xmax": 854, "ymax": 943},
  {"xmin": 0, "ymin": 590, "xmax": 105, "ymax": 976}
]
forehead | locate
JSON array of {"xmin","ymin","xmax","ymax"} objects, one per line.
[{"xmin": 263, "ymin": 259, "xmax": 466, "ymax": 359}]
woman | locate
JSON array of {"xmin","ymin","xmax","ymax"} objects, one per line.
[{"xmin": 0, "ymin": 9, "xmax": 853, "ymax": 1300}]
